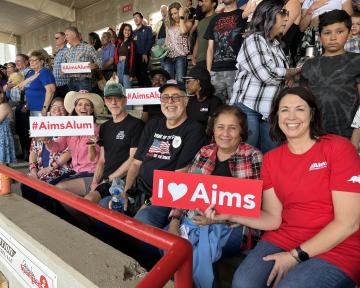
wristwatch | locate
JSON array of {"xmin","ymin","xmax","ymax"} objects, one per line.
[{"xmin": 295, "ymin": 246, "xmax": 310, "ymax": 262}]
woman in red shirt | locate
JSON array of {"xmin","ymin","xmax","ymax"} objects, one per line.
[{"xmin": 206, "ymin": 86, "xmax": 360, "ymax": 288}]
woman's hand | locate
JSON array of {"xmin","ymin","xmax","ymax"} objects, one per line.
[
  {"xmin": 242, "ymin": 0, "xmax": 257, "ymax": 19},
  {"xmin": 29, "ymin": 169, "xmax": 38, "ymax": 179},
  {"xmin": 205, "ymin": 204, "xmax": 233, "ymax": 222},
  {"xmin": 37, "ymin": 166, "xmax": 53, "ymax": 177},
  {"xmin": 179, "ymin": 7, "xmax": 185, "ymax": 17},
  {"xmin": 192, "ymin": 209, "xmax": 214, "ymax": 226},
  {"xmin": 263, "ymin": 252, "xmax": 298, "ymax": 287}
]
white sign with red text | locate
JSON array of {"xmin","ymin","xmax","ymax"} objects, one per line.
[
  {"xmin": 61, "ymin": 62, "xmax": 91, "ymax": 73},
  {"xmin": 126, "ymin": 87, "xmax": 161, "ymax": 105},
  {"xmin": 153, "ymin": 170, "xmax": 263, "ymax": 217},
  {"xmin": 0, "ymin": 226, "xmax": 57, "ymax": 288},
  {"xmin": 29, "ymin": 116, "xmax": 94, "ymax": 137}
]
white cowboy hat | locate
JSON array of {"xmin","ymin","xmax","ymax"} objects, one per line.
[{"xmin": 64, "ymin": 90, "xmax": 104, "ymax": 116}]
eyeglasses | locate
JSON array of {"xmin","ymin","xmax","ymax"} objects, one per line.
[
  {"xmin": 29, "ymin": 58, "xmax": 39, "ymax": 62},
  {"xmin": 279, "ymin": 9, "xmax": 289, "ymax": 17},
  {"xmin": 160, "ymin": 94, "xmax": 187, "ymax": 103}
]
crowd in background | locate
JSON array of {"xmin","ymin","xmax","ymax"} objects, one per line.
[{"xmin": 0, "ymin": 0, "xmax": 359, "ymax": 287}]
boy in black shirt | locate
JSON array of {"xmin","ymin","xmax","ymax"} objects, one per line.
[{"xmin": 300, "ymin": 10, "xmax": 360, "ymax": 138}]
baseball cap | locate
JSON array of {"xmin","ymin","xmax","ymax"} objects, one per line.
[
  {"xmin": 183, "ymin": 65, "xmax": 211, "ymax": 82},
  {"xmin": 104, "ymin": 83, "xmax": 126, "ymax": 97},
  {"xmin": 159, "ymin": 80, "xmax": 186, "ymax": 93}
]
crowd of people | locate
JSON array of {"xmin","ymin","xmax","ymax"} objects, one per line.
[{"xmin": 0, "ymin": 0, "xmax": 359, "ymax": 287}]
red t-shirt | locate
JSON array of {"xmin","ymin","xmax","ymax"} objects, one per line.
[{"xmin": 261, "ymin": 135, "xmax": 360, "ymax": 284}]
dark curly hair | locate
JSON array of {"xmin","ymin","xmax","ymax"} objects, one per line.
[
  {"xmin": 268, "ymin": 86, "xmax": 325, "ymax": 143},
  {"xmin": 117, "ymin": 23, "xmax": 133, "ymax": 41}
]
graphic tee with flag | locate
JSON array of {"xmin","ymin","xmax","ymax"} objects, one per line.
[{"xmin": 135, "ymin": 117, "xmax": 207, "ymax": 189}]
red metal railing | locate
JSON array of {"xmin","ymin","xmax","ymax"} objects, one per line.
[{"xmin": 0, "ymin": 165, "xmax": 192, "ymax": 288}]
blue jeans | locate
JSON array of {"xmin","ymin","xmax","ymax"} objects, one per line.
[
  {"xmin": 163, "ymin": 56, "xmax": 187, "ymax": 85},
  {"xmin": 235, "ymin": 102, "xmax": 277, "ymax": 154},
  {"xmin": 117, "ymin": 60, "xmax": 132, "ymax": 89},
  {"xmin": 68, "ymin": 77, "xmax": 92, "ymax": 92},
  {"xmin": 134, "ymin": 205, "xmax": 171, "ymax": 228},
  {"xmin": 232, "ymin": 240, "xmax": 355, "ymax": 288}
]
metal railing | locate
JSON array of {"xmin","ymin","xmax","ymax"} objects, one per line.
[{"xmin": 0, "ymin": 164, "xmax": 192, "ymax": 288}]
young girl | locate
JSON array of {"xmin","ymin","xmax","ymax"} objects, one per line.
[{"xmin": 0, "ymin": 86, "xmax": 16, "ymax": 165}]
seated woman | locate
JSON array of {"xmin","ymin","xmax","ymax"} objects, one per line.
[
  {"xmin": 45, "ymin": 91, "xmax": 104, "ymax": 197},
  {"xmin": 206, "ymin": 87, "xmax": 360, "ymax": 288},
  {"xmin": 168, "ymin": 105, "xmax": 263, "ymax": 288},
  {"xmin": 21, "ymin": 97, "xmax": 72, "ymax": 208}
]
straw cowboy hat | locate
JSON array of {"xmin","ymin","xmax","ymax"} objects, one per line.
[{"xmin": 64, "ymin": 90, "xmax": 104, "ymax": 115}]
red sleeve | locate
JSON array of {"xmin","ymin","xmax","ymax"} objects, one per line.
[
  {"xmin": 329, "ymin": 136, "xmax": 360, "ymax": 192},
  {"xmin": 261, "ymin": 152, "xmax": 274, "ymax": 191}
]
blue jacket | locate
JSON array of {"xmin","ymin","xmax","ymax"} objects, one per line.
[{"xmin": 134, "ymin": 25, "xmax": 153, "ymax": 55}]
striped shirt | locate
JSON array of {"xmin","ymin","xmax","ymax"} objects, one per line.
[
  {"xmin": 63, "ymin": 42, "xmax": 102, "ymax": 79},
  {"xmin": 230, "ymin": 33, "xmax": 288, "ymax": 119},
  {"xmin": 53, "ymin": 45, "xmax": 69, "ymax": 86}
]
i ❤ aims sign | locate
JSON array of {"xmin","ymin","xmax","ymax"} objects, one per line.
[{"xmin": 152, "ymin": 170, "xmax": 263, "ymax": 217}]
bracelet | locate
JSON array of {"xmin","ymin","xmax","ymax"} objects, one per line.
[
  {"xmin": 289, "ymin": 250, "xmax": 300, "ymax": 263},
  {"xmin": 29, "ymin": 162, "xmax": 38, "ymax": 170}
]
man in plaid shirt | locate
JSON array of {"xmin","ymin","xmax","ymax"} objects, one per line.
[
  {"xmin": 63, "ymin": 26, "xmax": 102, "ymax": 92},
  {"xmin": 53, "ymin": 32, "xmax": 69, "ymax": 98}
]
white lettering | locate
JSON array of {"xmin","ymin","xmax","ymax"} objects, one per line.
[{"xmin": 190, "ymin": 183, "xmax": 210, "ymax": 204}]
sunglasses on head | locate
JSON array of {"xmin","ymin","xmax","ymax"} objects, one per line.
[{"xmin": 279, "ymin": 8, "xmax": 290, "ymax": 17}]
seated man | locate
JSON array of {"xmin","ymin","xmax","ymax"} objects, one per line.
[
  {"xmin": 85, "ymin": 83, "xmax": 144, "ymax": 203},
  {"xmin": 124, "ymin": 81, "xmax": 208, "ymax": 226}
]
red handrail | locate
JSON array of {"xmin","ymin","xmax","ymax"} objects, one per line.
[{"xmin": 0, "ymin": 165, "xmax": 192, "ymax": 288}]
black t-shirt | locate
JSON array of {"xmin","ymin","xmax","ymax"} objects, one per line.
[
  {"xmin": 194, "ymin": 5, "xmax": 205, "ymax": 21},
  {"xmin": 186, "ymin": 96, "xmax": 222, "ymax": 130},
  {"xmin": 204, "ymin": 9, "xmax": 247, "ymax": 71},
  {"xmin": 300, "ymin": 52, "xmax": 360, "ymax": 138},
  {"xmin": 135, "ymin": 117, "xmax": 208, "ymax": 188},
  {"xmin": 188, "ymin": 7, "xmax": 196, "ymax": 20},
  {"xmin": 99, "ymin": 115, "xmax": 144, "ymax": 178},
  {"xmin": 212, "ymin": 158, "xmax": 232, "ymax": 177}
]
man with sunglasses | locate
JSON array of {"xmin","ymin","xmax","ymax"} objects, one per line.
[
  {"xmin": 123, "ymin": 82, "xmax": 207, "ymax": 224},
  {"xmin": 53, "ymin": 32, "xmax": 69, "ymax": 99}
]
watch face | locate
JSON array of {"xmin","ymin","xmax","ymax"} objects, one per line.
[{"xmin": 297, "ymin": 247, "xmax": 309, "ymax": 261}]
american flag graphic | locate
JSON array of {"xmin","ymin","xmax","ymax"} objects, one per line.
[{"xmin": 148, "ymin": 139, "xmax": 170, "ymax": 155}]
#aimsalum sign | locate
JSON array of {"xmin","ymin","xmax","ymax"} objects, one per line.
[
  {"xmin": 60, "ymin": 62, "xmax": 91, "ymax": 73},
  {"xmin": 126, "ymin": 87, "xmax": 161, "ymax": 105},
  {"xmin": 29, "ymin": 116, "xmax": 95, "ymax": 137},
  {"xmin": 0, "ymin": 226, "xmax": 57, "ymax": 288},
  {"xmin": 152, "ymin": 170, "xmax": 263, "ymax": 217}
]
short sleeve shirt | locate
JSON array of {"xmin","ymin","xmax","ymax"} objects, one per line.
[
  {"xmin": 300, "ymin": 53, "xmax": 360, "ymax": 138},
  {"xmin": 204, "ymin": 9, "xmax": 247, "ymax": 71},
  {"xmin": 261, "ymin": 135, "xmax": 360, "ymax": 284},
  {"xmin": 25, "ymin": 67, "xmax": 55, "ymax": 111},
  {"xmin": 135, "ymin": 117, "xmax": 208, "ymax": 188},
  {"xmin": 99, "ymin": 115, "xmax": 144, "ymax": 178}
]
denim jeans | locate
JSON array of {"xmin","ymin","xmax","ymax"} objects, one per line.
[
  {"xmin": 235, "ymin": 102, "xmax": 277, "ymax": 154},
  {"xmin": 68, "ymin": 77, "xmax": 92, "ymax": 92},
  {"xmin": 117, "ymin": 61, "xmax": 132, "ymax": 89},
  {"xmin": 232, "ymin": 240, "xmax": 355, "ymax": 288},
  {"xmin": 163, "ymin": 56, "xmax": 187, "ymax": 85},
  {"xmin": 134, "ymin": 205, "xmax": 172, "ymax": 228}
]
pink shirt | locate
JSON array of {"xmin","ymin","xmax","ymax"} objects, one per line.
[{"xmin": 50, "ymin": 124, "xmax": 100, "ymax": 173}]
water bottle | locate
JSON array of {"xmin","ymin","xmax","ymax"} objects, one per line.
[
  {"xmin": 109, "ymin": 178, "xmax": 125, "ymax": 211},
  {"xmin": 111, "ymin": 188, "xmax": 123, "ymax": 211}
]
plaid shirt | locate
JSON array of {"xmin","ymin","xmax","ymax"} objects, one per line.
[
  {"xmin": 345, "ymin": 36, "xmax": 360, "ymax": 54},
  {"xmin": 169, "ymin": 142, "xmax": 263, "ymax": 248},
  {"xmin": 64, "ymin": 42, "xmax": 102, "ymax": 79},
  {"xmin": 230, "ymin": 33, "xmax": 288, "ymax": 119},
  {"xmin": 53, "ymin": 45, "xmax": 69, "ymax": 86}
]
